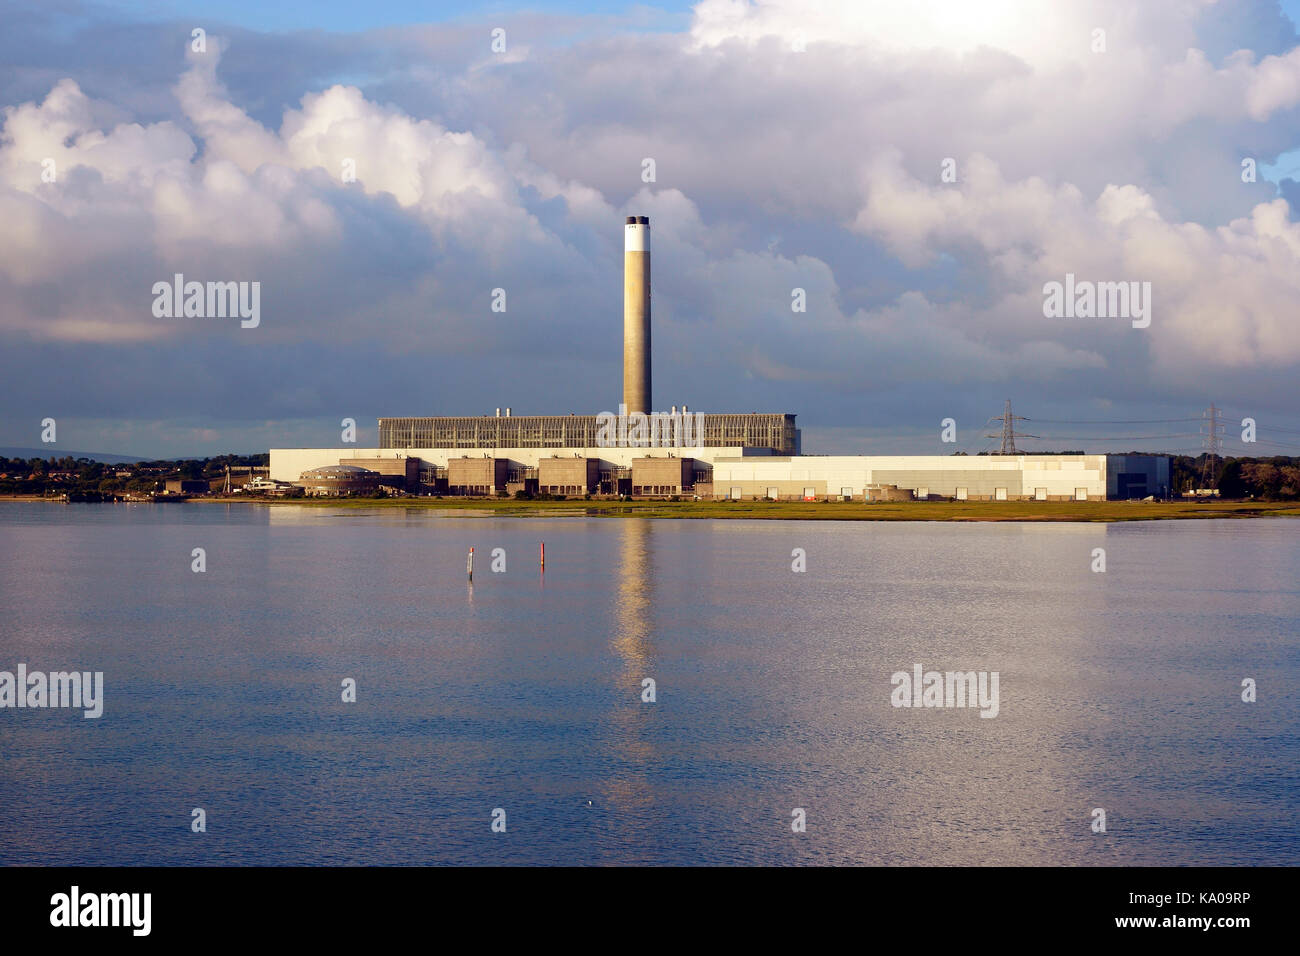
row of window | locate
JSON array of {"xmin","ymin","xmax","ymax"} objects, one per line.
[
  {"xmin": 723, "ymin": 486, "xmax": 1093, "ymax": 501},
  {"xmin": 377, "ymin": 416, "xmax": 796, "ymax": 452}
]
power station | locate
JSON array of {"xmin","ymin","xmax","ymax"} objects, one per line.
[{"xmin": 270, "ymin": 215, "xmax": 1168, "ymax": 499}]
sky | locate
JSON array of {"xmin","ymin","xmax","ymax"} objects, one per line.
[{"xmin": 2, "ymin": 0, "xmax": 1300, "ymax": 459}]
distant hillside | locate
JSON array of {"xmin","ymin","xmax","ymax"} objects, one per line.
[{"xmin": 0, "ymin": 447, "xmax": 144, "ymax": 464}]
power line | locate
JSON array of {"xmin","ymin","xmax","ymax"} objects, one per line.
[
  {"xmin": 1204, "ymin": 410, "xmax": 1300, "ymax": 434},
  {"xmin": 1032, "ymin": 433, "xmax": 1202, "ymax": 441},
  {"xmin": 959, "ymin": 402, "xmax": 1300, "ymax": 460},
  {"xmin": 1028, "ymin": 418, "xmax": 1201, "ymax": 424}
]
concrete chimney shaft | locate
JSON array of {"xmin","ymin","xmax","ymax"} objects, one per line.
[{"xmin": 623, "ymin": 215, "xmax": 651, "ymax": 415}]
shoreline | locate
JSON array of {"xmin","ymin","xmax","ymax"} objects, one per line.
[{"xmin": 4, "ymin": 495, "xmax": 1298, "ymax": 522}]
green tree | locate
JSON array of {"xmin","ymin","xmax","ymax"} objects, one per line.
[{"xmin": 1218, "ymin": 459, "xmax": 1246, "ymax": 498}]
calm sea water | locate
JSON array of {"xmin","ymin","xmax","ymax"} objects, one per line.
[{"xmin": 0, "ymin": 501, "xmax": 1295, "ymax": 866}]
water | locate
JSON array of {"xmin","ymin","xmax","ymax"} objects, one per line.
[{"xmin": 0, "ymin": 501, "xmax": 1295, "ymax": 865}]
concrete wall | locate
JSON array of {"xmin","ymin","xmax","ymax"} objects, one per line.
[
  {"xmin": 271, "ymin": 448, "xmax": 383, "ymax": 483},
  {"xmin": 269, "ymin": 447, "xmax": 744, "ymax": 483},
  {"xmin": 538, "ymin": 457, "xmax": 600, "ymax": 493},
  {"xmin": 632, "ymin": 456, "xmax": 694, "ymax": 494},
  {"xmin": 340, "ymin": 456, "xmax": 419, "ymax": 491},
  {"xmin": 447, "ymin": 457, "xmax": 509, "ymax": 493}
]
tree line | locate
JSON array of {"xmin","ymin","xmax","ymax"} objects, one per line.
[{"xmin": 0, "ymin": 454, "xmax": 270, "ymax": 496}]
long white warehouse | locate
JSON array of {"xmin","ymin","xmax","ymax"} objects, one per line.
[
  {"xmin": 269, "ymin": 448, "xmax": 1170, "ymax": 500},
  {"xmin": 709, "ymin": 454, "xmax": 1109, "ymax": 500}
]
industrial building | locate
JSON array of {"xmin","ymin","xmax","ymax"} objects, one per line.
[
  {"xmin": 269, "ymin": 214, "xmax": 1170, "ymax": 501},
  {"xmin": 710, "ymin": 455, "xmax": 1108, "ymax": 501},
  {"xmin": 296, "ymin": 464, "xmax": 383, "ymax": 496},
  {"xmin": 340, "ymin": 456, "xmax": 420, "ymax": 493},
  {"xmin": 377, "ymin": 411, "xmax": 797, "ymax": 454},
  {"xmin": 164, "ymin": 479, "xmax": 208, "ymax": 494},
  {"xmin": 538, "ymin": 457, "xmax": 601, "ymax": 496},
  {"xmin": 1105, "ymin": 455, "xmax": 1172, "ymax": 500},
  {"xmin": 631, "ymin": 457, "xmax": 699, "ymax": 497},
  {"xmin": 446, "ymin": 457, "xmax": 509, "ymax": 496}
]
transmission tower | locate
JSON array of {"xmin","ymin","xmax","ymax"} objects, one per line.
[
  {"xmin": 1200, "ymin": 403, "xmax": 1224, "ymax": 488},
  {"xmin": 984, "ymin": 399, "xmax": 1039, "ymax": 454}
]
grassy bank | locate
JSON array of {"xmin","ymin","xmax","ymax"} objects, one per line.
[
  {"xmin": 193, "ymin": 497, "xmax": 1300, "ymax": 522},
  {"xmin": 9, "ymin": 494, "xmax": 1297, "ymax": 521}
]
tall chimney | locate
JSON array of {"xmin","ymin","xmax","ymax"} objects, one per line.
[{"xmin": 623, "ymin": 215, "xmax": 651, "ymax": 415}]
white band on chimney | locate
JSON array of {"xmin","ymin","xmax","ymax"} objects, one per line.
[{"xmin": 625, "ymin": 223, "xmax": 649, "ymax": 252}]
